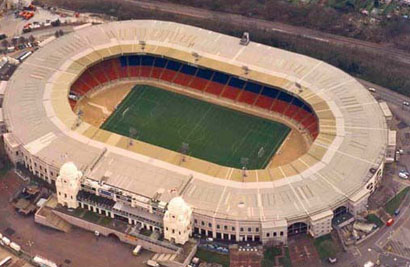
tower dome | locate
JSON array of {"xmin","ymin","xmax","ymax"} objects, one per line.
[
  {"xmin": 59, "ymin": 162, "xmax": 80, "ymax": 181},
  {"xmin": 167, "ymin": 196, "xmax": 190, "ymax": 214}
]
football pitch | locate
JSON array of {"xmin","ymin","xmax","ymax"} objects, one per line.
[{"xmin": 101, "ymin": 85, "xmax": 290, "ymax": 169}]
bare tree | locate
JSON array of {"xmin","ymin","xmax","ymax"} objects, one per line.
[
  {"xmin": 58, "ymin": 29, "xmax": 64, "ymax": 36},
  {"xmin": 1, "ymin": 39, "xmax": 9, "ymax": 48},
  {"xmin": 54, "ymin": 30, "xmax": 60, "ymax": 38},
  {"xmin": 28, "ymin": 35, "xmax": 35, "ymax": 43},
  {"xmin": 11, "ymin": 38, "xmax": 18, "ymax": 47},
  {"xmin": 18, "ymin": 36, "xmax": 26, "ymax": 44}
]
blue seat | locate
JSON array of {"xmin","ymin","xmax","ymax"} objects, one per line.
[
  {"xmin": 228, "ymin": 77, "xmax": 245, "ymax": 89},
  {"xmin": 154, "ymin": 57, "xmax": 167, "ymax": 68},
  {"xmin": 196, "ymin": 68, "xmax": 213, "ymax": 80},
  {"xmin": 128, "ymin": 55, "xmax": 141, "ymax": 66},
  {"xmin": 119, "ymin": 56, "xmax": 128, "ymax": 67},
  {"xmin": 141, "ymin": 56, "xmax": 155, "ymax": 66},
  {"xmin": 166, "ymin": 60, "xmax": 182, "ymax": 71},
  {"xmin": 244, "ymin": 82, "xmax": 262, "ymax": 93},
  {"xmin": 180, "ymin": 64, "xmax": 197, "ymax": 75},
  {"xmin": 261, "ymin": 86, "xmax": 280, "ymax": 98},
  {"xmin": 212, "ymin": 71, "xmax": 229, "ymax": 85}
]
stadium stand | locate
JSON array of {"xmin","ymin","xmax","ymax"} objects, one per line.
[{"xmin": 69, "ymin": 54, "xmax": 319, "ymax": 139}]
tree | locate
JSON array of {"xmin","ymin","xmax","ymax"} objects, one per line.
[
  {"xmin": 28, "ymin": 35, "xmax": 35, "ymax": 43},
  {"xmin": 11, "ymin": 38, "xmax": 18, "ymax": 47},
  {"xmin": 58, "ymin": 29, "xmax": 64, "ymax": 36},
  {"xmin": 55, "ymin": 30, "xmax": 60, "ymax": 38},
  {"xmin": 18, "ymin": 36, "xmax": 26, "ymax": 44}
]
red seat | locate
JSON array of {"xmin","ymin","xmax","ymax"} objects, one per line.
[
  {"xmin": 221, "ymin": 86, "xmax": 240, "ymax": 100},
  {"xmin": 293, "ymin": 108, "xmax": 310, "ymax": 123},
  {"xmin": 151, "ymin": 67, "xmax": 164, "ymax": 79},
  {"xmin": 80, "ymin": 71, "xmax": 99, "ymax": 88},
  {"xmin": 255, "ymin": 95, "xmax": 274, "ymax": 110},
  {"xmin": 174, "ymin": 73, "xmax": 193, "ymax": 87},
  {"xmin": 113, "ymin": 60, "xmax": 127, "ymax": 79},
  {"xmin": 128, "ymin": 66, "xmax": 140, "ymax": 78},
  {"xmin": 190, "ymin": 77, "xmax": 208, "ymax": 91},
  {"xmin": 205, "ymin": 81, "xmax": 224, "ymax": 96},
  {"xmin": 88, "ymin": 64, "xmax": 108, "ymax": 84},
  {"xmin": 271, "ymin": 100, "xmax": 289, "ymax": 114},
  {"xmin": 102, "ymin": 59, "xmax": 118, "ymax": 81},
  {"xmin": 302, "ymin": 114, "xmax": 316, "ymax": 128},
  {"xmin": 160, "ymin": 69, "xmax": 177, "ymax": 82},
  {"xmin": 284, "ymin": 105, "xmax": 299, "ymax": 118},
  {"xmin": 238, "ymin": 91, "xmax": 258, "ymax": 105},
  {"xmin": 140, "ymin": 66, "xmax": 152, "ymax": 78}
]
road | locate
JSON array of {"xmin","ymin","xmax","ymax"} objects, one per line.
[
  {"xmin": 124, "ymin": 0, "xmax": 410, "ymax": 66},
  {"xmin": 357, "ymin": 78, "xmax": 410, "ymax": 126}
]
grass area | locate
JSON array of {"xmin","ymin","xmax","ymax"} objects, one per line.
[
  {"xmin": 313, "ymin": 234, "xmax": 338, "ymax": 260},
  {"xmin": 100, "ymin": 216, "xmax": 113, "ymax": 226},
  {"xmin": 279, "ymin": 247, "xmax": 292, "ymax": 267},
  {"xmin": 82, "ymin": 210, "xmax": 100, "ymax": 223},
  {"xmin": 195, "ymin": 248, "xmax": 230, "ymax": 267},
  {"xmin": 385, "ymin": 187, "xmax": 409, "ymax": 215},
  {"xmin": 262, "ymin": 246, "xmax": 282, "ymax": 267},
  {"xmin": 73, "ymin": 208, "xmax": 85, "ymax": 217},
  {"xmin": 366, "ymin": 214, "xmax": 383, "ymax": 227},
  {"xmin": 101, "ymin": 85, "xmax": 290, "ymax": 169},
  {"xmin": 140, "ymin": 228, "xmax": 152, "ymax": 237}
]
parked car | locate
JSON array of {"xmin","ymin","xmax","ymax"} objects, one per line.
[
  {"xmin": 368, "ymin": 87, "xmax": 376, "ymax": 92},
  {"xmin": 398, "ymin": 172, "xmax": 409, "ymax": 179},
  {"xmin": 328, "ymin": 257, "xmax": 337, "ymax": 264},
  {"xmin": 386, "ymin": 218, "xmax": 394, "ymax": 226},
  {"xmin": 394, "ymin": 209, "xmax": 400, "ymax": 216},
  {"xmin": 403, "ymin": 101, "xmax": 410, "ymax": 106}
]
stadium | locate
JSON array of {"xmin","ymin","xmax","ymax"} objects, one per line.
[{"xmin": 2, "ymin": 20, "xmax": 388, "ymax": 246}]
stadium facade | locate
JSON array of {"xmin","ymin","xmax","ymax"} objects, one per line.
[{"xmin": 2, "ymin": 20, "xmax": 388, "ymax": 246}]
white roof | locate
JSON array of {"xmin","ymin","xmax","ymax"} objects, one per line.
[
  {"xmin": 388, "ymin": 130, "xmax": 396, "ymax": 147},
  {"xmin": 0, "ymin": 81, "xmax": 7, "ymax": 95},
  {"xmin": 3, "ymin": 20, "xmax": 387, "ymax": 222},
  {"xmin": 379, "ymin": 101, "xmax": 392, "ymax": 118}
]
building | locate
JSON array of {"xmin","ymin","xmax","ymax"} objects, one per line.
[
  {"xmin": 379, "ymin": 101, "xmax": 393, "ymax": 128},
  {"xmin": 2, "ymin": 20, "xmax": 388, "ymax": 245},
  {"xmin": 386, "ymin": 130, "xmax": 397, "ymax": 163},
  {"xmin": 163, "ymin": 197, "xmax": 192, "ymax": 244},
  {"xmin": 56, "ymin": 162, "xmax": 82, "ymax": 209}
]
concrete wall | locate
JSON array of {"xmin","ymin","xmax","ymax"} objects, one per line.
[{"xmin": 53, "ymin": 210, "xmax": 178, "ymax": 254}]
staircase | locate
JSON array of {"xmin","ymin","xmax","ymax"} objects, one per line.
[
  {"xmin": 35, "ymin": 206, "xmax": 72, "ymax": 233},
  {"xmin": 151, "ymin": 253, "xmax": 178, "ymax": 264}
]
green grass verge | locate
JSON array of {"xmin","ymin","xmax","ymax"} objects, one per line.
[
  {"xmin": 385, "ymin": 187, "xmax": 409, "ymax": 215},
  {"xmin": 83, "ymin": 210, "xmax": 100, "ymax": 223},
  {"xmin": 101, "ymin": 85, "xmax": 290, "ymax": 169},
  {"xmin": 195, "ymin": 248, "xmax": 229, "ymax": 267},
  {"xmin": 313, "ymin": 234, "xmax": 338, "ymax": 260},
  {"xmin": 262, "ymin": 246, "xmax": 282, "ymax": 267},
  {"xmin": 0, "ymin": 160, "xmax": 12, "ymax": 177},
  {"xmin": 99, "ymin": 216, "xmax": 113, "ymax": 226},
  {"xmin": 279, "ymin": 247, "xmax": 292, "ymax": 267},
  {"xmin": 366, "ymin": 214, "xmax": 383, "ymax": 227}
]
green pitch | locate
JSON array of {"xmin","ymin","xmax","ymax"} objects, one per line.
[{"xmin": 101, "ymin": 85, "xmax": 290, "ymax": 169}]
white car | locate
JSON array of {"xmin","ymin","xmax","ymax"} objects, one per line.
[
  {"xmin": 398, "ymin": 172, "xmax": 408, "ymax": 179},
  {"xmin": 403, "ymin": 101, "xmax": 410, "ymax": 106},
  {"xmin": 368, "ymin": 87, "xmax": 376, "ymax": 92}
]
